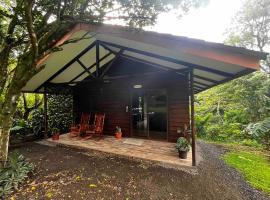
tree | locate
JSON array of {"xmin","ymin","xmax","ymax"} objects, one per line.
[
  {"xmin": 196, "ymin": 0, "xmax": 270, "ymax": 145},
  {"xmin": 13, "ymin": 94, "xmax": 43, "ymax": 120},
  {"xmin": 0, "ymin": 0, "xmax": 206, "ymax": 166},
  {"xmin": 225, "ymin": 0, "xmax": 270, "ymax": 72},
  {"xmin": 225, "ymin": 0, "xmax": 270, "ymax": 130}
]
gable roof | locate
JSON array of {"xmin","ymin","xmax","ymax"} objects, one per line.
[{"xmin": 22, "ymin": 23, "xmax": 267, "ymax": 93}]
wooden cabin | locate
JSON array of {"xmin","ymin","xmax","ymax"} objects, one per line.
[
  {"xmin": 22, "ymin": 23, "xmax": 267, "ymax": 165},
  {"xmin": 73, "ymin": 70, "xmax": 189, "ymax": 142}
]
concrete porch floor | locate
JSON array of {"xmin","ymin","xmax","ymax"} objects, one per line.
[{"xmin": 47, "ymin": 134, "xmax": 196, "ymax": 169}]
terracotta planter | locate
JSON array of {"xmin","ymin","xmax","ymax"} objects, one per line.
[
  {"xmin": 115, "ymin": 132, "xmax": 122, "ymax": 139},
  {"xmin": 52, "ymin": 133, "xmax": 60, "ymax": 140},
  {"xmin": 178, "ymin": 150, "xmax": 188, "ymax": 159}
]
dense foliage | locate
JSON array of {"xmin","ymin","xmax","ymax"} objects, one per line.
[
  {"xmin": 196, "ymin": 72, "xmax": 270, "ymax": 146},
  {"xmin": 30, "ymin": 108, "xmax": 44, "ymax": 137},
  {"xmin": 9, "ymin": 94, "xmax": 44, "ymax": 142},
  {"xmin": 48, "ymin": 94, "xmax": 73, "ymax": 135},
  {"xmin": 9, "ymin": 93, "xmax": 73, "ymax": 139},
  {"xmin": 196, "ymin": 0, "xmax": 270, "ymax": 149},
  {"xmin": 245, "ymin": 117, "xmax": 270, "ymax": 149},
  {"xmin": 0, "ymin": 152, "xmax": 34, "ymax": 197}
]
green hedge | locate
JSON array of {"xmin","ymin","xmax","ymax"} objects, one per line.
[{"xmin": 48, "ymin": 94, "xmax": 73, "ymax": 135}]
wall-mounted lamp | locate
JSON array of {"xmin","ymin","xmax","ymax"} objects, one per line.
[{"xmin": 133, "ymin": 84, "xmax": 142, "ymax": 89}]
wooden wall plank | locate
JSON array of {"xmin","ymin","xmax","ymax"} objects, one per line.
[{"xmin": 73, "ymin": 73, "xmax": 190, "ymax": 142}]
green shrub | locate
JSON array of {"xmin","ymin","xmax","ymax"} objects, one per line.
[
  {"xmin": 48, "ymin": 94, "xmax": 73, "ymax": 135},
  {"xmin": 175, "ymin": 137, "xmax": 191, "ymax": 152},
  {"xmin": 30, "ymin": 108, "xmax": 44, "ymax": 137},
  {"xmin": 223, "ymin": 123, "xmax": 243, "ymax": 140},
  {"xmin": 10, "ymin": 119, "xmax": 31, "ymax": 136},
  {"xmin": 10, "ymin": 126, "xmax": 24, "ymax": 134},
  {"xmin": 224, "ymin": 109, "xmax": 249, "ymax": 124},
  {"xmin": 195, "ymin": 114, "xmax": 211, "ymax": 137},
  {"xmin": 239, "ymin": 139, "xmax": 263, "ymax": 148},
  {"xmin": 0, "ymin": 152, "xmax": 34, "ymax": 197},
  {"xmin": 205, "ymin": 124, "xmax": 225, "ymax": 141},
  {"xmin": 245, "ymin": 117, "xmax": 270, "ymax": 149},
  {"xmin": 202, "ymin": 122, "xmax": 244, "ymax": 142}
]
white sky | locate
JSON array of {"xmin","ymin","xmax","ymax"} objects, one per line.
[{"xmin": 145, "ymin": 0, "xmax": 243, "ymax": 43}]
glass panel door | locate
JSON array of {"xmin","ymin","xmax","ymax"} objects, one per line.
[
  {"xmin": 131, "ymin": 89, "xmax": 167, "ymax": 140},
  {"xmin": 147, "ymin": 89, "xmax": 167, "ymax": 140},
  {"xmin": 131, "ymin": 90, "xmax": 148, "ymax": 138}
]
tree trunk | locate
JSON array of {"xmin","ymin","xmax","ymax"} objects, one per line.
[
  {"xmin": 0, "ymin": 78, "xmax": 21, "ymax": 167},
  {"xmin": 0, "ymin": 48, "xmax": 11, "ymax": 95},
  {"xmin": 23, "ymin": 109, "xmax": 31, "ymax": 120},
  {"xmin": 0, "ymin": 118, "xmax": 11, "ymax": 168},
  {"xmin": 0, "ymin": 94, "xmax": 20, "ymax": 167},
  {"xmin": 22, "ymin": 94, "xmax": 43, "ymax": 120},
  {"xmin": 0, "ymin": 92, "xmax": 17, "ymax": 168}
]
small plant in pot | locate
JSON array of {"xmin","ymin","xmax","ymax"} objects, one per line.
[
  {"xmin": 175, "ymin": 137, "xmax": 190, "ymax": 159},
  {"xmin": 52, "ymin": 127, "xmax": 60, "ymax": 140},
  {"xmin": 115, "ymin": 126, "xmax": 122, "ymax": 139}
]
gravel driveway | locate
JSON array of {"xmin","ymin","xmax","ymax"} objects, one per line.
[
  {"xmin": 10, "ymin": 140, "xmax": 270, "ymax": 200},
  {"xmin": 197, "ymin": 141, "xmax": 270, "ymax": 200}
]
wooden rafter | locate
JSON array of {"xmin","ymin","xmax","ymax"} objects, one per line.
[
  {"xmin": 100, "ymin": 49, "xmax": 124, "ymax": 78},
  {"xmin": 193, "ymin": 81, "xmax": 211, "ymax": 87},
  {"xmin": 194, "ymin": 75, "xmax": 219, "ymax": 84},
  {"xmin": 199, "ymin": 68, "xmax": 254, "ymax": 92},
  {"xmin": 96, "ymin": 42, "xmax": 100, "ymax": 77},
  {"xmin": 77, "ymin": 59, "xmax": 96, "ymax": 79},
  {"xmin": 103, "ymin": 71, "xmax": 173, "ymax": 80},
  {"xmin": 34, "ymin": 41, "xmax": 97, "ymax": 92},
  {"xmin": 194, "ymin": 87, "xmax": 203, "ymax": 91},
  {"xmin": 68, "ymin": 52, "xmax": 112, "ymax": 84}
]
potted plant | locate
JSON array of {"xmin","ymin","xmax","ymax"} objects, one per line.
[
  {"xmin": 115, "ymin": 126, "xmax": 122, "ymax": 139},
  {"xmin": 175, "ymin": 137, "xmax": 190, "ymax": 159},
  {"xmin": 52, "ymin": 127, "xmax": 60, "ymax": 140}
]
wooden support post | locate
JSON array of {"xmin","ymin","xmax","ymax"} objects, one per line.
[
  {"xmin": 44, "ymin": 89, "xmax": 48, "ymax": 139},
  {"xmin": 190, "ymin": 69, "xmax": 196, "ymax": 166},
  {"xmin": 96, "ymin": 42, "xmax": 100, "ymax": 77}
]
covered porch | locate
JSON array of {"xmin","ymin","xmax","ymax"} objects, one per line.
[
  {"xmin": 47, "ymin": 134, "xmax": 195, "ymax": 169},
  {"xmin": 22, "ymin": 23, "xmax": 266, "ymax": 167}
]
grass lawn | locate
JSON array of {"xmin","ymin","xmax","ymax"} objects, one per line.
[{"xmin": 223, "ymin": 151, "xmax": 270, "ymax": 194}]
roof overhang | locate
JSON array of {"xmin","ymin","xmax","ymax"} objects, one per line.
[{"xmin": 22, "ymin": 23, "xmax": 268, "ymax": 94}]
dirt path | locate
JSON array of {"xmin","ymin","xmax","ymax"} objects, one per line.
[{"xmin": 9, "ymin": 141, "xmax": 270, "ymax": 200}]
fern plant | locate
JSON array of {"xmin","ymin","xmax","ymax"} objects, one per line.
[{"xmin": 245, "ymin": 117, "xmax": 270, "ymax": 149}]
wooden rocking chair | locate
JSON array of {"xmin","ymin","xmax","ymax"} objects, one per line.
[
  {"xmin": 69, "ymin": 112, "xmax": 90, "ymax": 137},
  {"xmin": 82, "ymin": 113, "xmax": 105, "ymax": 140}
]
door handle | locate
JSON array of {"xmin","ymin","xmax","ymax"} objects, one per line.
[{"xmin": 147, "ymin": 112, "xmax": 155, "ymax": 115}]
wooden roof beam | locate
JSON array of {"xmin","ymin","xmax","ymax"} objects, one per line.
[{"xmin": 34, "ymin": 41, "xmax": 97, "ymax": 92}]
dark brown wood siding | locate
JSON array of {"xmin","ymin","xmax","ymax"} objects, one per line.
[
  {"xmin": 95, "ymin": 87, "xmax": 130, "ymax": 137},
  {"xmin": 73, "ymin": 73, "xmax": 189, "ymax": 142},
  {"xmin": 167, "ymin": 81, "xmax": 190, "ymax": 142}
]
